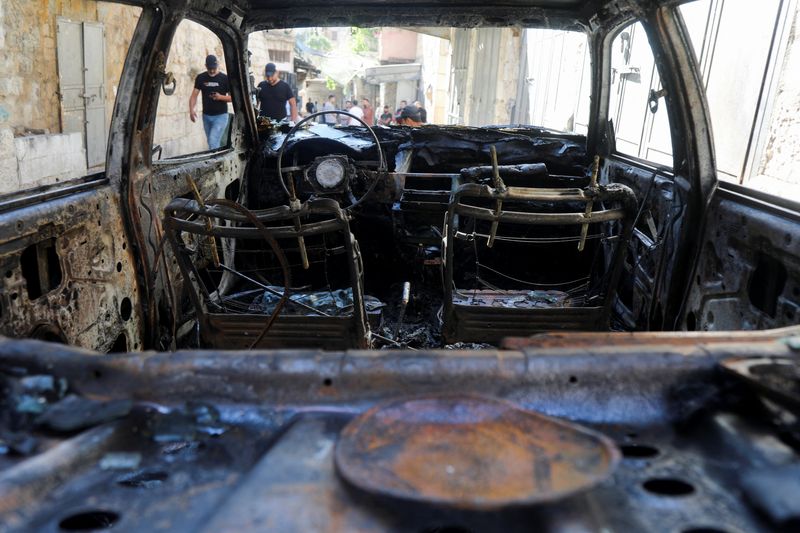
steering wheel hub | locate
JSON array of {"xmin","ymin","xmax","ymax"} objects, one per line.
[
  {"xmin": 276, "ymin": 110, "xmax": 387, "ymax": 210},
  {"xmin": 306, "ymin": 155, "xmax": 352, "ymax": 193}
]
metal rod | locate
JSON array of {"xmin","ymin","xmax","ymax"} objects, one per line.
[
  {"xmin": 185, "ymin": 175, "xmax": 220, "ymax": 267},
  {"xmin": 393, "ymin": 281, "xmax": 412, "ymax": 339},
  {"xmin": 456, "ymin": 204, "xmax": 626, "ymax": 225},
  {"xmin": 578, "ymin": 155, "xmax": 601, "ymax": 252},
  {"xmin": 371, "ymin": 331, "xmax": 417, "ymax": 350},
  {"xmin": 218, "ymin": 263, "xmax": 331, "ymax": 317},
  {"xmin": 487, "ymin": 146, "xmax": 505, "ymax": 248}
]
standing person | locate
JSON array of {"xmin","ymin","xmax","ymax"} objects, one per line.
[
  {"xmin": 361, "ymin": 97, "xmax": 374, "ymax": 126},
  {"xmin": 397, "ymin": 105, "xmax": 423, "ymax": 127},
  {"xmin": 379, "ymin": 105, "xmax": 393, "ymax": 126},
  {"xmin": 394, "ymin": 100, "xmax": 408, "ymax": 122},
  {"xmin": 414, "ymin": 100, "xmax": 428, "ymax": 123},
  {"xmin": 189, "ymin": 55, "xmax": 231, "ymax": 150},
  {"xmin": 305, "ymin": 101, "xmax": 315, "ymax": 116},
  {"xmin": 345, "ymin": 100, "xmax": 364, "ymax": 126},
  {"xmin": 322, "ymin": 94, "xmax": 337, "ymax": 125},
  {"xmin": 339, "ymin": 101, "xmax": 352, "ymax": 125},
  {"xmin": 256, "ymin": 62, "xmax": 298, "ymax": 122}
]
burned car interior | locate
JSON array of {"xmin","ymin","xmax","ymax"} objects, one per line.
[{"xmin": 1, "ymin": 0, "xmax": 800, "ymax": 531}]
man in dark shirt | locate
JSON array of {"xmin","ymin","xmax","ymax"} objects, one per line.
[
  {"xmin": 256, "ymin": 63, "xmax": 298, "ymax": 122},
  {"xmin": 189, "ymin": 55, "xmax": 231, "ymax": 149},
  {"xmin": 379, "ymin": 105, "xmax": 393, "ymax": 126},
  {"xmin": 414, "ymin": 101, "xmax": 428, "ymax": 123}
]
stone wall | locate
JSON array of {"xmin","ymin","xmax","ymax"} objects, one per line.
[
  {"xmin": 0, "ymin": 1, "xmax": 140, "ymax": 194},
  {"xmin": 153, "ymin": 19, "xmax": 228, "ymax": 158},
  {"xmin": 419, "ymin": 34, "xmax": 451, "ymax": 124},
  {"xmin": 0, "ymin": 2, "xmax": 288, "ymax": 182},
  {"xmin": 97, "ymin": 3, "xmax": 141, "ymax": 135},
  {"xmin": 753, "ymin": 4, "xmax": 800, "ymax": 199}
]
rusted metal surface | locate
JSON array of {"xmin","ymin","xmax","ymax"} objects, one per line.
[
  {"xmin": 335, "ymin": 394, "xmax": 620, "ymax": 510},
  {"xmin": 501, "ymin": 326, "xmax": 800, "ymax": 350},
  {"xmin": 720, "ymin": 355, "xmax": 800, "ymax": 410},
  {"xmin": 0, "ymin": 334, "xmax": 797, "ymax": 531},
  {"xmin": 0, "ymin": 183, "xmax": 142, "ymax": 352}
]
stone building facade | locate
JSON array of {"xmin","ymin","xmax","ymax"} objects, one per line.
[{"xmin": 0, "ymin": 2, "xmax": 292, "ymax": 192}]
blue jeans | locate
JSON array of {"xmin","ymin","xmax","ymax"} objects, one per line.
[{"xmin": 203, "ymin": 113, "xmax": 229, "ymax": 150}]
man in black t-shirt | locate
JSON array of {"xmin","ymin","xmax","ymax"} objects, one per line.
[
  {"xmin": 189, "ymin": 55, "xmax": 231, "ymax": 149},
  {"xmin": 256, "ymin": 63, "xmax": 298, "ymax": 122}
]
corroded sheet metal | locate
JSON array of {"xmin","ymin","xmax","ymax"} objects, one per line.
[
  {"xmin": 720, "ymin": 355, "xmax": 800, "ymax": 410},
  {"xmin": 335, "ymin": 394, "xmax": 620, "ymax": 510},
  {"xmin": 501, "ymin": 327, "xmax": 800, "ymax": 350}
]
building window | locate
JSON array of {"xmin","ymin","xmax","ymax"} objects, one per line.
[{"xmin": 269, "ymin": 49, "xmax": 291, "ymax": 63}]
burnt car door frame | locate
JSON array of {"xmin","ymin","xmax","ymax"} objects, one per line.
[
  {"xmin": 589, "ymin": 3, "xmax": 717, "ymax": 331},
  {"xmin": 108, "ymin": 3, "xmax": 258, "ymax": 349}
]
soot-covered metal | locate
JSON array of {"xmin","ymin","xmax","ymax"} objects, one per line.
[{"xmin": 1, "ymin": 331, "xmax": 799, "ymax": 531}]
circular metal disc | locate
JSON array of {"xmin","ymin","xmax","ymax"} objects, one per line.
[{"xmin": 335, "ymin": 394, "xmax": 620, "ymax": 510}]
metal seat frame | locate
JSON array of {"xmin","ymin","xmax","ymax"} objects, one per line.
[
  {"xmin": 442, "ymin": 180, "xmax": 637, "ymax": 343},
  {"xmin": 163, "ymin": 197, "xmax": 371, "ymax": 349}
]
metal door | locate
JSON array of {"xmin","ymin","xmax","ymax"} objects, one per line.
[{"xmin": 57, "ymin": 18, "xmax": 107, "ymax": 169}]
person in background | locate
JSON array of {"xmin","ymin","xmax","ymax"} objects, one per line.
[
  {"xmin": 256, "ymin": 62, "xmax": 298, "ymax": 122},
  {"xmin": 414, "ymin": 100, "xmax": 428, "ymax": 123},
  {"xmin": 189, "ymin": 54, "xmax": 231, "ymax": 149},
  {"xmin": 346, "ymin": 99, "xmax": 364, "ymax": 125},
  {"xmin": 379, "ymin": 105, "xmax": 393, "ymax": 126},
  {"xmin": 305, "ymin": 100, "xmax": 315, "ymax": 116},
  {"xmin": 397, "ymin": 105, "xmax": 423, "ymax": 127},
  {"xmin": 322, "ymin": 94, "xmax": 337, "ymax": 125},
  {"xmin": 361, "ymin": 97, "xmax": 375, "ymax": 126},
  {"xmin": 394, "ymin": 100, "xmax": 408, "ymax": 122},
  {"xmin": 339, "ymin": 101, "xmax": 352, "ymax": 126}
]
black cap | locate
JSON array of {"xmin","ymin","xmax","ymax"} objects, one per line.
[
  {"xmin": 205, "ymin": 55, "xmax": 219, "ymax": 68},
  {"xmin": 400, "ymin": 105, "xmax": 421, "ymax": 122},
  {"xmin": 265, "ymin": 62, "xmax": 277, "ymax": 76}
]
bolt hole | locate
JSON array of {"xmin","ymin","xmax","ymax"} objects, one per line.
[
  {"xmin": 58, "ymin": 510, "xmax": 120, "ymax": 531},
  {"xmin": 120, "ymin": 297, "xmax": 132, "ymax": 321},
  {"xmin": 643, "ymin": 477, "xmax": 695, "ymax": 496},
  {"xmin": 685, "ymin": 312, "xmax": 696, "ymax": 331},
  {"xmin": 10, "ymin": 293, "xmax": 17, "ymax": 301},
  {"xmin": 568, "ymin": 375, "xmax": 578, "ymax": 384},
  {"xmin": 122, "ymin": 242, "xmax": 127, "ymax": 250},
  {"xmin": 620, "ymin": 444, "xmax": 659, "ymax": 458},
  {"xmin": 4, "ymin": 270, "xmax": 11, "ymax": 278},
  {"xmin": 323, "ymin": 378, "xmax": 333, "ymax": 387},
  {"xmin": 93, "ymin": 369, "xmax": 103, "ymax": 379},
  {"xmin": 116, "ymin": 262, "xmax": 123, "ymax": 273}
]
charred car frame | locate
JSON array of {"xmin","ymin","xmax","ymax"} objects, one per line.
[{"xmin": 0, "ymin": 0, "xmax": 799, "ymax": 531}]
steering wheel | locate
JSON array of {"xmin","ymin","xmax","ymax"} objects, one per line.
[{"xmin": 275, "ymin": 110, "xmax": 387, "ymax": 209}]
